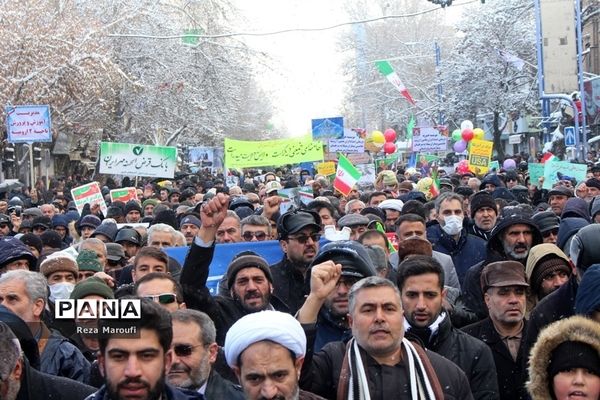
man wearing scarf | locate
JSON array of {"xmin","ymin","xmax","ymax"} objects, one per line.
[
  {"xmin": 298, "ymin": 269, "xmax": 473, "ymax": 400},
  {"xmin": 398, "ymin": 256, "xmax": 499, "ymax": 400}
]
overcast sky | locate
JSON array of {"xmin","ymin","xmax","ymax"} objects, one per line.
[{"xmin": 233, "ymin": 1, "xmax": 462, "ymax": 136}]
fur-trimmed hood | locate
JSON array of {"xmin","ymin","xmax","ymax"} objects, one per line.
[{"xmin": 527, "ymin": 315, "xmax": 600, "ymax": 399}]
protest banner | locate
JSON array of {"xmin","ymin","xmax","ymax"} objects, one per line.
[
  {"xmin": 347, "ymin": 153, "xmax": 371, "ymax": 164},
  {"xmin": 327, "ymin": 136, "xmax": 365, "ymax": 153},
  {"xmin": 316, "ymin": 161, "xmax": 336, "ymax": 176},
  {"xmin": 110, "ymin": 188, "xmax": 138, "ymax": 203},
  {"xmin": 6, "ymin": 105, "xmax": 52, "ymax": 143},
  {"xmin": 99, "ymin": 142, "xmax": 177, "ymax": 178},
  {"xmin": 528, "ymin": 163, "xmax": 545, "ymax": 187},
  {"xmin": 412, "ymin": 127, "xmax": 448, "ymax": 152},
  {"xmin": 542, "ymin": 160, "xmax": 588, "ymax": 189},
  {"xmin": 71, "ymin": 182, "xmax": 108, "ymax": 216},
  {"xmin": 312, "ymin": 117, "xmax": 344, "ymax": 140},
  {"xmin": 468, "ymin": 139, "xmax": 494, "ymax": 175},
  {"xmin": 224, "ymin": 137, "xmax": 323, "ymax": 168}
]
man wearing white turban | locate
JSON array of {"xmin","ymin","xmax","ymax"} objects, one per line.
[{"xmin": 224, "ymin": 311, "xmax": 325, "ymax": 400}]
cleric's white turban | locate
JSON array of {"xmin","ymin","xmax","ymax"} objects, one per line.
[{"xmin": 224, "ymin": 310, "xmax": 306, "ymax": 367}]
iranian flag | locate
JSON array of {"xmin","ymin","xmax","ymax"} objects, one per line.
[
  {"xmin": 541, "ymin": 152, "xmax": 556, "ymax": 164},
  {"xmin": 334, "ymin": 155, "xmax": 362, "ymax": 196},
  {"xmin": 375, "ymin": 60, "xmax": 416, "ymax": 105}
]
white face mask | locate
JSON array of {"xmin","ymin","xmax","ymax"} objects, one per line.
[
  {"xmin": 49, "ymin": 282, "xmax": 75, "ymax": 303},
  {"xmin": 442, "ymin": 215, "xmax": 463, "ymax": 236}
]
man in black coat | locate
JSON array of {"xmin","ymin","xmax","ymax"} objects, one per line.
[
  {"xmin": 269, "ymin": 208, "xmax": 322, "ymax": 314},
  {"xmin": 168, "ymin": 309, "xmax": 243, "ymax": 399},
  {"xmin": 398, "ymin": 256, "xmax": 499, "ymax": 400},
  {"xmin": 463, "ymin": 261, "xmax": 530, "ymax": 400},
  {"xmin": 461, "ymin": 207, "xmax": 543, "ymax": 322},
  {"xmin": 298, "ymin": 274, "xmax": 474, "ymax": 399},
  {"xmin": 0, "ymin": 320, "xmax": 96, "ymax": 400},
  {"xmin": 180, "ymin": 193, "xmax": 288, "ymax": 345}
]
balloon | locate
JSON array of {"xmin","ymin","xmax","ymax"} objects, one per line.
[
  {"xmin": 383, "ymin": 142, "xmax": 396, "ymax": 154},
  {"xmin": 453, "ymin": 140, "xmax": 467, "ymax": 153},
  {"xmin": 384, "ymin": 128, "xmax": 396, "ymax": 142},
  {"xmin": 451, "ymin": 129, "xmax": 462, "ymax": 142},
  {"xmin": 473, "ymin": 128, "xmax": 485, "ymax": 140},
  {"xmin": 457, "ymin": 160, "xmax": 470, "ymax": 174},
  {"xmin": 503, "ymin": 159, "xmax": 516, "ymax": 170},
  {"xmin": 372, "ymin": 130, "xmax": 385, "ymax": 148},
  {"xmin": 460, "ymin": 120, "xmax": 474, "ymax": 131},
  {"xmin": 461, "ymin": 128, "xmax": 474, "ymax": 142}
]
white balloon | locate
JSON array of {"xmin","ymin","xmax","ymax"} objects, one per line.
[{"xmin": 460, "ymin": 120, "xmax": 474, "ymax": 131}]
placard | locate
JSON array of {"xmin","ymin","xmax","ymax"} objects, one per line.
[
  {"xmin": 468, "ymin": 139, "xmax": 494, "ymax": 175},
  {"xmin": 542, "ymin": 161, "xmax": 588, "ymax": 189},
  {"xmin": 412, "ymin": 127, "xmax": 448, "ymax": 152},
  {"xmin": 99, "ymin": 142, "xmax": 177, "ymax": 178},
  {"xmin": 316, "ymin": 161, "xmax": 336, "ymax": 176},
  {"xmin": 6, "ymin": 105, "xmax": 52, "ymax": 143},
  {"xmin": 328, "ymin": 137, "xmax": 365, "ymax": 153},
  {"xmin": 71, "ymin": 182, "xmax": 108, "ymax": 216},
  {"xmin": 224, "ymin": 137, "xmax": 323, "ymax": 168},
  {"xmin": 110, "ymin": 188, "xmax": 138, "ymax": 203}
]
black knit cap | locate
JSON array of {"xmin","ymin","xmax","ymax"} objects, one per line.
[
  {"xmin": 470, "ymin": 191, "xmax": 497, "ymax": 218},
  {"xmin": 530, "ymin": 255, "xmax": 571, "ymax": 294},
  {"xmin": 532, "ymin": 211, "xmax": 560, "ymax": 233},
  {"xmin": 548, "ymin": 341, "xmax": 600, "ymax": 378},
  {"xmin": 226, "ymin": 251, "xmax": 272, "ymax": 290}
]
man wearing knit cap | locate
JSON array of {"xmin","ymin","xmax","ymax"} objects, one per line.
[
  {"xmin": 179, "ymin": 214, "xmax": 201, "ymax": 245},
  {"xmin": 40, "ymin": 254, "xmax": 78, "ymax": 301},
  {"xmin": 69, "ymin": 276, "xmax": 114, "ymax": 361},
  {"xmin": 526, "ymin": 244, "xmax": 572, "ymax": 302},
  {"xmin": 224, "ymin": 310, "xmax": 324, "ymax": 400},
  {"xmin": 547, "ymin": 185, "xmax": 573, "ymax": 215},
  {"xmin": 52, "ymin": 214, "xmax": 72, "ymax": 246},
  {"xmin": 77, "ymin": 214, "xmax": 101, "ymax": 241},
  {"xmin": 532, "ymin": 211, "xmax": 560, "ymax": 244},
  {"xmin": 76, "ymin": 249, "xmax": 104, "ymax": 282},
  {"xmin": 142, "ymin": 198, "xmax": 159, "ymax": 217},
  {"xmin": 585, "ymin": 177, "xmax": 600, "ymax": 200},
  {"xmin": 463, "ymin": 261, "xmax": 530, "ymax": 400},
  {"xmin": 124, "ymin": 200, "xmax": 142, "ymax": 223},
  {"xmin": 468, "ymin": 191, "xmax": 498, "ymax": 241},
  {"xmin": 31, "ymin": 216, "xmax": 51, "ymax": 236}
]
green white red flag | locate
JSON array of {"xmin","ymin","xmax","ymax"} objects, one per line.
[
  {"xmin": 375, "ymin": 60, "xmax": 415, "ymax": 105},
  {"xmin": 334, "ymin": 154, "xmax": 362, "ymax": 196}
]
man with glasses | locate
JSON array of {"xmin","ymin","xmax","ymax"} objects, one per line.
[
  {"xmin": 271, "ymin": 208, "xmax": 322, "ymax": 314},
  {"xmin": 168, "ymin": 309, "xmax": 244, "ymax": 399},
  {"xmin": 532, "ymin": 211, "xmax": 560, "ymax": 244},
  {"xmin": 240, "ymin": 214, "xmax": 271, "ymax": 241},
  {"xmin": 297, "ymin": 241, "xmax": 376, "ymax": 351},
  {"xmin": 135, "ymin": 272, "xmax": 185, "ymax": 312}
]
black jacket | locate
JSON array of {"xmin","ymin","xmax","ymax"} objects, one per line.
[
  {"xmin": 205, "ymin": 369, "xmax": 244, "ymax": 400},
  {"xmin": 85, "ymin": 384, "xmax": 202, "ymax": 400},
  {"xmin": 16, "ymin": 358, "xmax": 96, "ymax": 400},
  {"xmin": 462, "ymin": 318, "xmax": 529, "ymax": 400},
  {"xmin": 299, "ymin": 324, "xmax": 473, "ymax": 400},
  {"xmin": 181, "ymin": 240, "xmax": 288, "ymax": 345},
  {"xmin": 269, "ymin": 256, "xmax": 310, "ymax": 314},
  {"xmin": 406, "ymin": 314, "xmax": 499, "ymax": 400}
]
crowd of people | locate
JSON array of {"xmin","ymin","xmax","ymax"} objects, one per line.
[{"xmin": 0, "ymin": 163, "xmax": 599, "ymax": 400}]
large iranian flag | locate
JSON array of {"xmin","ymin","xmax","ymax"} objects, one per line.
[{"xmin": 334, "ymin": 155, "xmax": 362, "ymax": 196}]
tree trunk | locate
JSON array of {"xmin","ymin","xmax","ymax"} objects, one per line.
[{"xmin": 493, "ymin": 111, "xmax": 506, "ymax": 161}]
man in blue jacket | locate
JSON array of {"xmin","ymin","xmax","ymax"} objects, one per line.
[{"xmin": 427, "ymin": 192, "xmax": 487, "ymax": 286}]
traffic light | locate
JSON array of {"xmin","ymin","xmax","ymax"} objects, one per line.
[
  {"xmin": 33, "ymin": 146, "xmax": 42, "ymax": 162},
  {"xmin": 4, "ymin": 145, "xmax": 15, "ymax": 164}
]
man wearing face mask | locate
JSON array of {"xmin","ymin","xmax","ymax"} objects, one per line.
[
  {"xmin": 0, "ymin": 269, "xmax": 90, "ymax": 382},
  {"xmin": 427, "ymin": 192, "xmax": 487, "ymax": 287}
]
